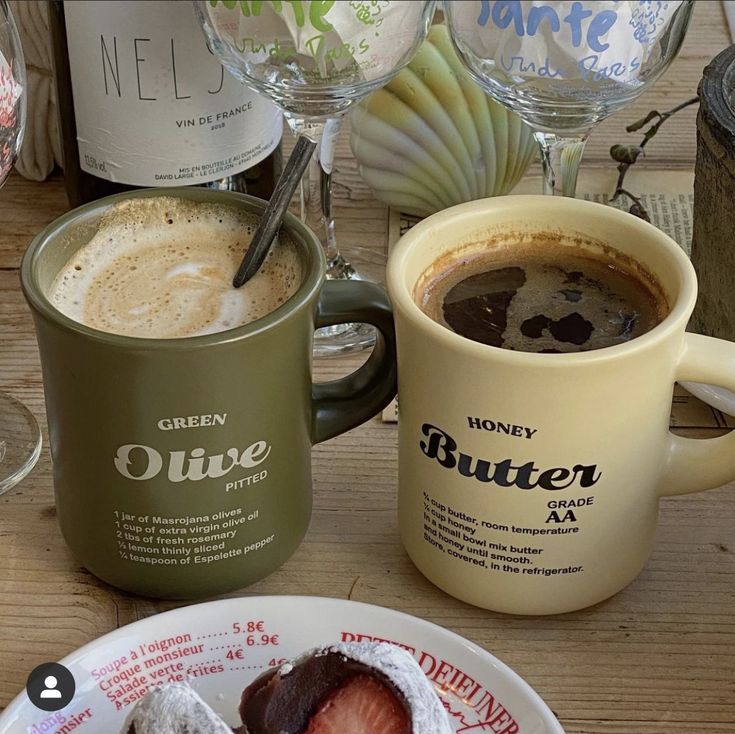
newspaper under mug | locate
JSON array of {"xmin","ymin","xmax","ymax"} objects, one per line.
[{"xmin": 386, "ymin": 195, "xmax": 735, "ymax": 615}]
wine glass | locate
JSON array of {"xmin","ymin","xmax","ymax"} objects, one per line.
[
  {"xmin": 445, "ymin": 0, "xmax": 693, "ymax": 196},
  {"xmin": 0, "ymin": 0, "xmax": 41, "ymax": 495},
  {"xmin": 196, "ymin": 0, "xmax": 435, "ymax": 355}
]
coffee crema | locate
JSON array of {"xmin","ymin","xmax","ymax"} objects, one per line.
[
  {"xmin": 50, "ymin": 197, "xmax": 303, "ymax": 339},
  {"xmin": 416, "ymin": 239, "xmax": 669, "ymax": 353}
]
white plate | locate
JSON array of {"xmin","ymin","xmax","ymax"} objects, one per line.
[
  {"xmin": 680, "ymin": 382, "xmax": 735, "ymax": 416},
  {"xmin": 0, "ymin": 596, "xmax": 563, "ymax": 733}
]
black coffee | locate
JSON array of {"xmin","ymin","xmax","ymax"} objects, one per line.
[{"xmin": 417, "ymin": 242, "xmax": 668, "ymax": 353}]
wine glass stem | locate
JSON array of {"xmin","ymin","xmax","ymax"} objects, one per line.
[
  {"xmin": 533, "ymin": 132, "xmax": 589, "ymax": 197},
  {"xmin": 287, "ymin": 115, "xmax": 355, "ymax": 281}
]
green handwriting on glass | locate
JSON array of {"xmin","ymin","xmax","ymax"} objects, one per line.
[
  {"xmin": 349, "ymin": 1, "xmax": 388, "ymax": 28},
  {"xmin": 233, "ymin": 34, "xmax": 370, "ymax": 64},
  {"xmin": 209, "ymin": 0, "xmax": 335, "ymax": 32}
]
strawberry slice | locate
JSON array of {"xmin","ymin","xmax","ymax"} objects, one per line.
[{"xmin": 303, "ymin": 674, "xmax": 411, "ymax": 734}]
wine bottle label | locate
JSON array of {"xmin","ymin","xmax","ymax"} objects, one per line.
[{"xmin": 63, "ymin": 0, "xmax": 282, "ymax": 186}]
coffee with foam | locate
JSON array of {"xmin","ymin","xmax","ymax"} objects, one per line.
[{"xmin": 50, "ymin": 197, "xmax": 303, "ymax": 339}]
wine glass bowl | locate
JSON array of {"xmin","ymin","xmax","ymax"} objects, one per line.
[
  {"xmin": 197, "ymin": 0, "xmax": 435, "ymax": 355},
  {"xmin": 199, "ymin": 1, "xmax": 434, "ymax": 118},
  {"xmin": 445, "ymin": 0, "xmax": 694, "ymax": 194}
]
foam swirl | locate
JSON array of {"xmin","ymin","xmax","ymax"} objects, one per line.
[{"xmin": 50, "ymin": 197, "xmax": 303, "ymax": 339}]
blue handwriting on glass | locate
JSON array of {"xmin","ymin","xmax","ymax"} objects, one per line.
[
  {"xmin": 478, "ymin": 1, "xmax": 618, "ymax": 53},
  {"xmin": 499, "ymin": 51, "xmax": 641, "ymax": 81}
]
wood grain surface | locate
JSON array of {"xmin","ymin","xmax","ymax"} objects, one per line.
[{"xmin": 1, "ymin": 4, "xmax": 734, "ymax": 733}]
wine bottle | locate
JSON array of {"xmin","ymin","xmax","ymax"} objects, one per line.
[{"xmin": 49, "ymin": 0, "xmax": 283, "ymax": 208}]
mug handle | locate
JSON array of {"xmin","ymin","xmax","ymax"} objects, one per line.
[
  {"xmin": 660, "ymin": 333, "xmax": 735, "ymax": 496},
  {"xmin": 311, "ymin": 280, "xmax": 397, "ymax": 444}
]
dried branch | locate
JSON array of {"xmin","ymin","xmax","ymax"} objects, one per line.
[{"xmin": 610, "ymin": 96, "xmax": 700, "ymax": 220}]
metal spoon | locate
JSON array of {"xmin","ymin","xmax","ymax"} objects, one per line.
[{"xmin": 233, "ymin": 134, "xmax": 317, "ymax": 288}]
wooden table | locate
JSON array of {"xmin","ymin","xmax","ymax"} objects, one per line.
[{"xmin": 1, "ymin": 3, "xmax": 734, "ymax": 732}]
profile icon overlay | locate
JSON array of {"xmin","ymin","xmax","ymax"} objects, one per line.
[
  {"xmin": 40, "ymin": 676, "xmax": 62, "ymax": 699},
  {"xmin": 26, "ymin": 663, "xmax": 75, "ymax": 711}
]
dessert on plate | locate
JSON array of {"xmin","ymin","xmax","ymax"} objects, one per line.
[
  {"xmin": 125, "ymin": 683, "xmax": 232, "ymax": 734},
  {"xmin": 124, "ymin": 641, "xmax": 453, "ymax": 734}
]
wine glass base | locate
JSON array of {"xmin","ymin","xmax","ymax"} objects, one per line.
[
  {"xmin": 314, "ymin": 321, "xmax": 376, "ymax": 357},
  {"xmin": 313, "ymin": 253, "xmax": 378, "ymax": 357},
  {"xmin": 0, "ymin": 393, "xmax": 42, "ymax": 496}
]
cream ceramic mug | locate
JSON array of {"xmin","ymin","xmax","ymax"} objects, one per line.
[{"xmin": 387, "ymin": 195, "xmax": 735, "ymax": 615}]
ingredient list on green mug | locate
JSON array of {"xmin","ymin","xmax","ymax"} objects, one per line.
[{"xmin": 113, "ymin": 508, "xmax": 276, "ymax": 567}]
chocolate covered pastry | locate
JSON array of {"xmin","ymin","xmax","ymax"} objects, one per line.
[
  {"xmin": 121, "ymin": 642, "xmax": 453, "ymax": 734},
  {"xmin": 240, "ymin": 642, "xmax": 453, "ymax": 734}
]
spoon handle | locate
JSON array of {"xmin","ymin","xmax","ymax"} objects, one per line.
[{"xmin": 233, "ymin": 133, "xmax": 317, "ymax": 288}]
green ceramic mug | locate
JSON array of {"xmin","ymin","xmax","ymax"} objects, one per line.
[{"xmin": 21, "ymin": 187, "xmax": 397, "ymax": 599}]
